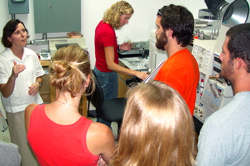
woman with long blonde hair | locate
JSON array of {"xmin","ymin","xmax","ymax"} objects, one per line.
[{"xmin": 110, "ymin": 80, "xmax": 197, "ymax": 166}]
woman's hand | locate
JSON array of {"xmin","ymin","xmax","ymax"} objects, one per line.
[
  {"xmin": 0, "ymin": 61, "xmax": 26, "ymax": 98},
  {"xmin": 135, "ymin": 71, "xmax": 149, "ymax": 80},
  {"xmin": 11, "ymin": 61, "xmax": 25, "ymax": 79},
  {"xmin": 119, "ymin": 42, "xmax": 132, "ymax": 51},
  {"xmin": 97, "ymin": 156, "xmax": 107, "ymax": 166},
  {"xmin": 28, "ymin": 82, "xmax": 40, "ymax": 96}
]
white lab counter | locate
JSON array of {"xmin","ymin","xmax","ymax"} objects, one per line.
[
  {"xmin": 119, "ymin": 57, "xmax": 149, "ymax": 72},
  {"xmin": 118, "ymin": 56, "xmax": 149, "ymax": 98}
]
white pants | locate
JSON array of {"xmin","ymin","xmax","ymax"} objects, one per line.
[{"xmin": 6, "ymin": 111, "xmax": 39, "ymax": 166}]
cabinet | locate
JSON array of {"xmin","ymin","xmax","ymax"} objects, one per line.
[
  {"xmin": 39, "ymin": 61, "xmax": 51, "ymax": 103},
  {"xmin": 40, "ymin": 70, "xmax": 51, "ymax": 103},
  {"xmin": 33, "ymin": 0, "xmax": 81, "ymax": 33},
  {"xmin": 118, "ymin": 62, "xmax": 132, "ymax": 98}
]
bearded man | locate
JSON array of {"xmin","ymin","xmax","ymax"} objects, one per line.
[
  {"xmin": 196, "ymin": 23, "xmax": 250, "ymax": 166},
  {"xmin": 154, "ymin": 4, "xmax": 199, "ymax": 115}
]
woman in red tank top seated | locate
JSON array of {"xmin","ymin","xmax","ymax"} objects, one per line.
[{"xmin": 25, "ymin": 45, "xmax": 115, "ymax": 166}]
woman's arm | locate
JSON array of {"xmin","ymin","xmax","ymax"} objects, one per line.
[
  {"xmin": 25, "ymin": 103, "xmax": 38, "ymax": 131},
  {"xmin": 105, "ymin": 46, "xmax": 148, "ymax": 80},
  {"xmin": 36, "ymin": 76, "xmax": 43, "ymax": 87},
  {"xmin": 0, "ymin": 61, "xmax": 26, "ymax": 98},
  {"xmin": 0, "ymin": 76, "xmax": 16, "ymax": 98},
  {"xmin": 28, "ymin": 76, "xmax": 43, "ymax": 96},
  {"xmin": 87, "ymin": 122, "xmax": 116, "ymax": 165}
]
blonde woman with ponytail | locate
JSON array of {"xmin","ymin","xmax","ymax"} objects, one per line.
[{"xmin": 25, "ymin": 45, "xmax": 115, "ymax": 166}]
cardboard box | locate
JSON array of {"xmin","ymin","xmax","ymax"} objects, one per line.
[{"xmin": 40, "ymin": 92, "xmax": 51, "ymax": 104}]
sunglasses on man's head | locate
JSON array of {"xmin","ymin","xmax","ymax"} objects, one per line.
[{"xmin": 157, "ymin": 9, "xmax": 163, "ymax": 16}]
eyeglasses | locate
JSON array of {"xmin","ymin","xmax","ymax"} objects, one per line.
[{"xmin": 157, "ymin": 9, "xmax": 163, "ymax": 16}]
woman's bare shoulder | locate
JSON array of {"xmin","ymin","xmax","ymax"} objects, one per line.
[
  {"xmin": 88, "ymin": 122, "xmax": 113, "ymax": 137},
  {"xmin": 87, "ymin": 121, "xmax": 115, "ymax": 147},
  {"xmin": 25, "ymin": 103, "xmax": 39, "ymax": 131},
  {"xmin": 86, "ymin": 121, "xmax": 115, "ymax": 157},
  {"xmin": 25, "ymin": 103, "xmax": 38, "ymax": 114}
]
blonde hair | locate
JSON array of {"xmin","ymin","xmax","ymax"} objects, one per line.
[
  {"xmin": 103, "ymin": 0, "xmax": 134, "ymax": 29},
  {"xmin": 110, "ymin": 81, "xmax": 196, "ymax": 166},
  {"xmin": 49, "ymin": 45, "xmax": 94, "ymax": 97}
]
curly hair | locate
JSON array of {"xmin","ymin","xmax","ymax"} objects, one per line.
[
  {"xmin": 49, "ymin": 45, "xmax": 95, "ymax": 97},
  {"xmin": 110, "ymin": 80, "xmax": 196, "ymax": 166},
  {"xmin": 102, "ymin": 1, "xmax": 134, "ymax": 30},
  {"xmin": 226, "ymin": 23, "xmax": 250, "ymax": 73},
  {"xmin": 157, "ymin": 4, "xmax": 194, "ymax": 47},
  {"xmin": 1, "ymin": 19, "xmax": 30, "ymax": 48}
]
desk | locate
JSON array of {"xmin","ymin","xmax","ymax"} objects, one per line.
[
  {"xmin": 118, "ymin": 56, "xmax": 149, "ymax": 98},
  {"xmin": 39, "ymin": 61, "xmax": 50, "ymax": 103},
  {"xmin": 39, "ymin": 60, "xmax": 88, "ymax": 117},
  {"xmin": 40, "ymin": 60, "xmax": 50, "ymax": 67},
  {"xmin": 118, "ymin": 61, "xmax": 133, "ymax": 98}
]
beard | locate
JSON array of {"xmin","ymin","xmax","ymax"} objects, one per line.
[
  {"xmin": 155, "ymin": 31, "xmax": 168, "ymax": 50},
  {"xmin": 219, "ymin": 58, "xmax": 235, "ymax": 80}
]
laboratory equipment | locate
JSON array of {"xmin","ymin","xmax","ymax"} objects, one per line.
[
  {"xmin": 119, "ymin": 57, "xmax": 148, "ymax": 72},
  {"xmin": 118, "ymin": 48, "xmax": 145, "ymax": 57},
  {"xmin": 192, "ymin": 39, "xmax": 217, "ymax": 100},
  {"xmin": 222, "ymin": 0, "xmax": 250, "ymax": 26},
  {"xmin": 118, "ymin": 41, "xmax": 149, "ymax": 58},
  {"xmin": 195, "ymin": 0, "xmax": 250, "ymax": 36},
  {"xmin": 26, "ymin": 42, "xmax": 51, "ymax": 61},
  {"xmin": 195, "ymin": 0, "xmax": 229, "ymax": 30},
  {"xmin": 194, "ymin": 49, "xmax": 234, "ymax": 123},
  {"xmin": 193, "ymin": 23, "xmax": 234, "ymax": 124},
  {"xmin": 39, "ymin": 52, "xmax": 51, "ymax": 61},
  {"xmin": 8, "ymin": 0, "xmax": 29, "ymax": 14},
  {"xmin": 48, "ymin": 37, "xmax": 88, "ymax": 57},
  {"xmin": 193, "ymin": 0, "xmax": 250, "ymax": 126}
]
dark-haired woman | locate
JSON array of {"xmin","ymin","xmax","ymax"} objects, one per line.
[{"xmin": 0, "ymin": 19, "xmax": 44, "ymax": 165}]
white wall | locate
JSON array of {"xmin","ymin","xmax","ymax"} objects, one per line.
[
  {"xmin": 0, "ymin": 2, "xmax": 11, "ymax": 52},
  {"xmin": 81, "ymin": 0, "xmax": 206, "ymax": 68},
  {"xmin": 0, "ymin": 0, "xmax": 208, "ymax": 68}
]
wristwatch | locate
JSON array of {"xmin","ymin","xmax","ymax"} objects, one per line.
[{"xmin": 36, "ymin": 81, "xmax": 42, "ymax": 88}]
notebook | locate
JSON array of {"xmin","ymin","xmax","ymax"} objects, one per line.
[{"xmin": 143, "ymin": 60, "xmax": 165, "ymax": 83}]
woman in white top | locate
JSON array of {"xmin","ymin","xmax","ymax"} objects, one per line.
[{"xmin": 0, "ymin": 19, "xmax": 44, "ymax": 166}]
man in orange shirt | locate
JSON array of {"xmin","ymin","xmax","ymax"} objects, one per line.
[{"xmin": 154, "ymin": 4, "xmax": 199, "ymax": 115}]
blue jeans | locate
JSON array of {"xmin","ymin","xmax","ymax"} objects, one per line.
[{"xmin": 94, "ymin": 67, "xmax": 118, "ymax": 127}]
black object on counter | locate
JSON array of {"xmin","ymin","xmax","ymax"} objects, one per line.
[
  {"xmin": 118, "ymin": 49, "xmax": 149, "ymax": 58},
  {"xmin": 126, "ymin": 77, "xmax": 143, "ymax": 87}
]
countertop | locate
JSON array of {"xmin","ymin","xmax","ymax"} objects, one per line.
[{"xmin": 119, "ymin": 56, "xmax": 149, "ymax": 72}]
